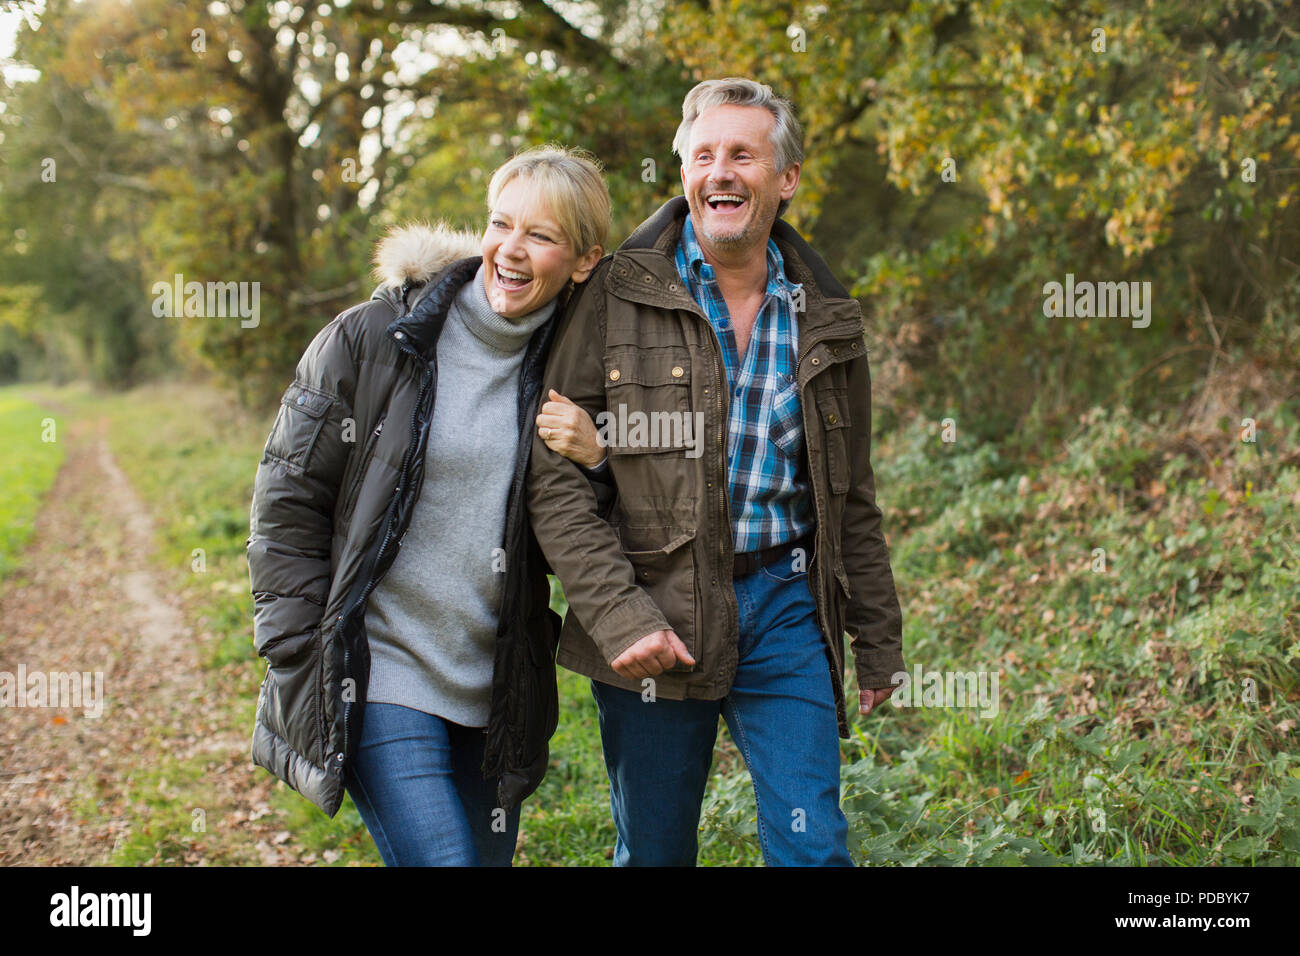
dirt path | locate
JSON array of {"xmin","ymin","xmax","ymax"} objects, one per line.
[{"xmin": 0, "ymin": 413, "xmax": 305, "ymax": 865}]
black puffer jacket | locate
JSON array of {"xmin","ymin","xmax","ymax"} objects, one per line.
[{"xmin": 247, "ymin": 222, "xmax": 603, "ymax": 816}]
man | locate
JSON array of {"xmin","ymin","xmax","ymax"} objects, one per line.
[{"xmin": 528, "ymin": 77, "xmax": 905, "ymax": 866}]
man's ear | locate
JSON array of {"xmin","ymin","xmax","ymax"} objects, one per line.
[
  {"xmin": 780, "ymin": 162, "xmax": 801, "ymax": 201},
  {"xmin": 570, "ymin": 246, "xmax": 603, "ymax": 284}
]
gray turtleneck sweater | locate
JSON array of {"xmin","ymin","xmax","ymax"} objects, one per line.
[{"xmin": 364, "ymin": 263, "xmax": 556, "ymax": 728}]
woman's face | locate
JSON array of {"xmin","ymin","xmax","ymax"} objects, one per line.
[{"xmin": 481, "ymin": 176, "xmax": 600, "ymax": 319}]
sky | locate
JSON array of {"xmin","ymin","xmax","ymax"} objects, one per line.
[{"xmin": 1, "ymin": 6, "xmax": 39, "ymax": 84}]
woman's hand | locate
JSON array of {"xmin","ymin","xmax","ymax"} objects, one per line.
[{"xmin": 536, "ymin": 389, "xmax": 605, "ymax": 469}]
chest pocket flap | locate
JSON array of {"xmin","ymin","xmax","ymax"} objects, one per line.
[{"xmin": 265, "ymin": 382, "xmax": 334, "ymax": 473}]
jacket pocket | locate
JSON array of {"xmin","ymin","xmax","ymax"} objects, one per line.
[
  {"xmin": 265, "ymin": 382, "xmax": 334, "ymax": 475},
  {"xmin": 600, "ymin": 347, "xmax": 696, "ymax": 456},
  {"xmin": 258, "ymin": 625, "xmax": 327, "ymax": 767},
  {"xmin": 815, "ymin": 388, "xmax": 853, "ymax": 494},
  {"xmin": 619, "ymin": 526, "xmax": 698, "ymax": 670}
]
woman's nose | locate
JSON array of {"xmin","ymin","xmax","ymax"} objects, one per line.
[{"xmin": 499, "ymin": 229, "xmax": 526, "ymax": 259}]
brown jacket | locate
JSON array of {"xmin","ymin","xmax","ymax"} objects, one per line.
[{"xmin": 526, "ymin": 197, "xmax": 904, "ymax": 735}]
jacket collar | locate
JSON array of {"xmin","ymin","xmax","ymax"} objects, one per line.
[
  {"xmin": 606, "ymin": 196, "xmax": 865, "ymax": 338},
  {"xmin": 387, "ymin": 255, "xmax": 567, "ymax": 366},
  {"xmin": 618, "ymin": 196, "xmax": 851, "ymax": 295},
  {"xmin": 387, "ymin": 256, "xmax": 482, "ymax": 360}
]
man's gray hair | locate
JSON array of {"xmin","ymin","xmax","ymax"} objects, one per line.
[{"xmin": 672, "ymin": 78, "xmax": 805, "ymax": 217}]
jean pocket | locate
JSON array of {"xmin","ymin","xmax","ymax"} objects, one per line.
[{"xmin": 758, "ymin": 541, "xmax": 813, "ymax": 584}]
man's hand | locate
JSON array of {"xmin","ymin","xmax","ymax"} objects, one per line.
[
  {"xmin": 859, "ymin": 685, "xmax": 896, "ymax": 717},
  {"xmin": 611, "ymin": 629, "xmax": 695, "ymax": 680}
]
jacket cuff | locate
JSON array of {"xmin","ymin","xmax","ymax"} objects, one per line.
[
  {"xmin": 586, "ymin": 591, "xmax": 672, "ymax": 665},
  {"xmin": 854, "ymin": 648, "xmax": 907, "ymax": 692}
]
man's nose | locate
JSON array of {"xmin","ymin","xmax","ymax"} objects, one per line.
[{"xmin": 709, "ymin": 153, "xmax": 738, "ymax": 183}]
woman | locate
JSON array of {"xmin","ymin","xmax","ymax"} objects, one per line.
[{"xmin": 247, "ymin": 145, "xmax": 610, "ymax": 866}]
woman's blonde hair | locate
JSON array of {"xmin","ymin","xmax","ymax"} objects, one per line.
[{"xmin": 486, "ymin": 144, "xmax": 611, "ymax": 258}]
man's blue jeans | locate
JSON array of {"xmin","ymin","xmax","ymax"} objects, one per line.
[
  {"xmin": 591, "ymin": 551, "xmax": 853, "ymax": 866},
  {"xmin": 344, "ymin": 702, "xmax": 520, "ymax": 866}
]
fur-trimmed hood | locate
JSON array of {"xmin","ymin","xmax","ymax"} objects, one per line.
[{"xmin": 370, "ymin": 221, "xmax": 482, "ymax": 290}]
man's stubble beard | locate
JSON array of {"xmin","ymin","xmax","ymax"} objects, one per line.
[{"xmin": 695, "ymin": 193, "xmax": 780, "ymax": 251}]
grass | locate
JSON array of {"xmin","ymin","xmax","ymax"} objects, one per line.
[
  {"xmin": 18, "ymin": 379, "xmax": 1300, "ymax": 865},
  {"xmin": 0, "ymin": 387, "xmax": 66, "ymax": 581}
]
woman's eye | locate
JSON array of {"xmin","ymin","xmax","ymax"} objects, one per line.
[{"xmin": 531, "ymin": 232, "xmax": 553, "ymax": 242}]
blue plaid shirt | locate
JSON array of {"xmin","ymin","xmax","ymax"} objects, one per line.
[{"xmin": 674, "ymin": 214, "xmax": 814, "ymax": 554}]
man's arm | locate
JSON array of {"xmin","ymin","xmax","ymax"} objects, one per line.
[
  {"xmin": 526, "ymin": 273, "xmax": 676, "ymax": 667},
  {"xmin": 841, "ymin": 343, "xmax": 905, "ymax": 697}
]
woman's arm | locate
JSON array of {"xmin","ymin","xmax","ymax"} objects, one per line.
[{"xmin": 247, "ymin": 315, "xmax": 358, "ymax": 661}]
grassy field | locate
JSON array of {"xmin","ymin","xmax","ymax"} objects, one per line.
[
  {"xmin": 0, "ymin": 388, "xmax": 66, "ymax": 581},
  {"xmin": 22, "ymin": 380, "xmax": 1300, "ymax": 866}
]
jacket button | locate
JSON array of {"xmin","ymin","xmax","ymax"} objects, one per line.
[
  {"xmin": 828, "ymin": 413, "xmax": 838, "ymax": 425},
  {"xmin": 609, "ymin": 369, "xmax": 621, "ymax": 382},
  {"xmin": 851, "ymin": 342, "xmax": 859, "ymax": 350},
  {"xmin": 394, "ymin": 331, "xmax": 406, "ymax": 341},
  {"xmin": 644, "ymin": 275, "xmax": 653, "ymax": 282},
  {"xmin": 671, "ymin": 366, "xmax": 684, "ymax": 378},
  {"xmin": 811, "ymin": 357, "xmax": 820, "ymax": 366},
  {"xmin": 296, "ymin": 395, "xmax": 307, "ymax": 405}
]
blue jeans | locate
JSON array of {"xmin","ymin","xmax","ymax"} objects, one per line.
[
  {"xmin": 344, "ymin": 702, "xmax": 521, "ymax": 866},
  {"xmin": 591, "ymin": 551, "xmax": 853, "ymax": 866}
]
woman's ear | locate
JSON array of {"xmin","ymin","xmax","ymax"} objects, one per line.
[{"xmin": 569, "ymin": 246, "xmax": 603, "ymax": 284}]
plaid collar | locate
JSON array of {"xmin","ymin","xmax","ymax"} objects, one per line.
[{"xmin": 677, "ymin": 212, "xmax": 800, "ymax": 303}]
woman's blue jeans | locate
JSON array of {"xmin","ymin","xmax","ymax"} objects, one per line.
[{"xmin": 344, "ymin": 702, "xmax": 521, "ymax": 866}]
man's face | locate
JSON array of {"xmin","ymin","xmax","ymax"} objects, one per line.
[{"xmin": 680, "ymin": 104, "xmax": 800, "ymax": 256}]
